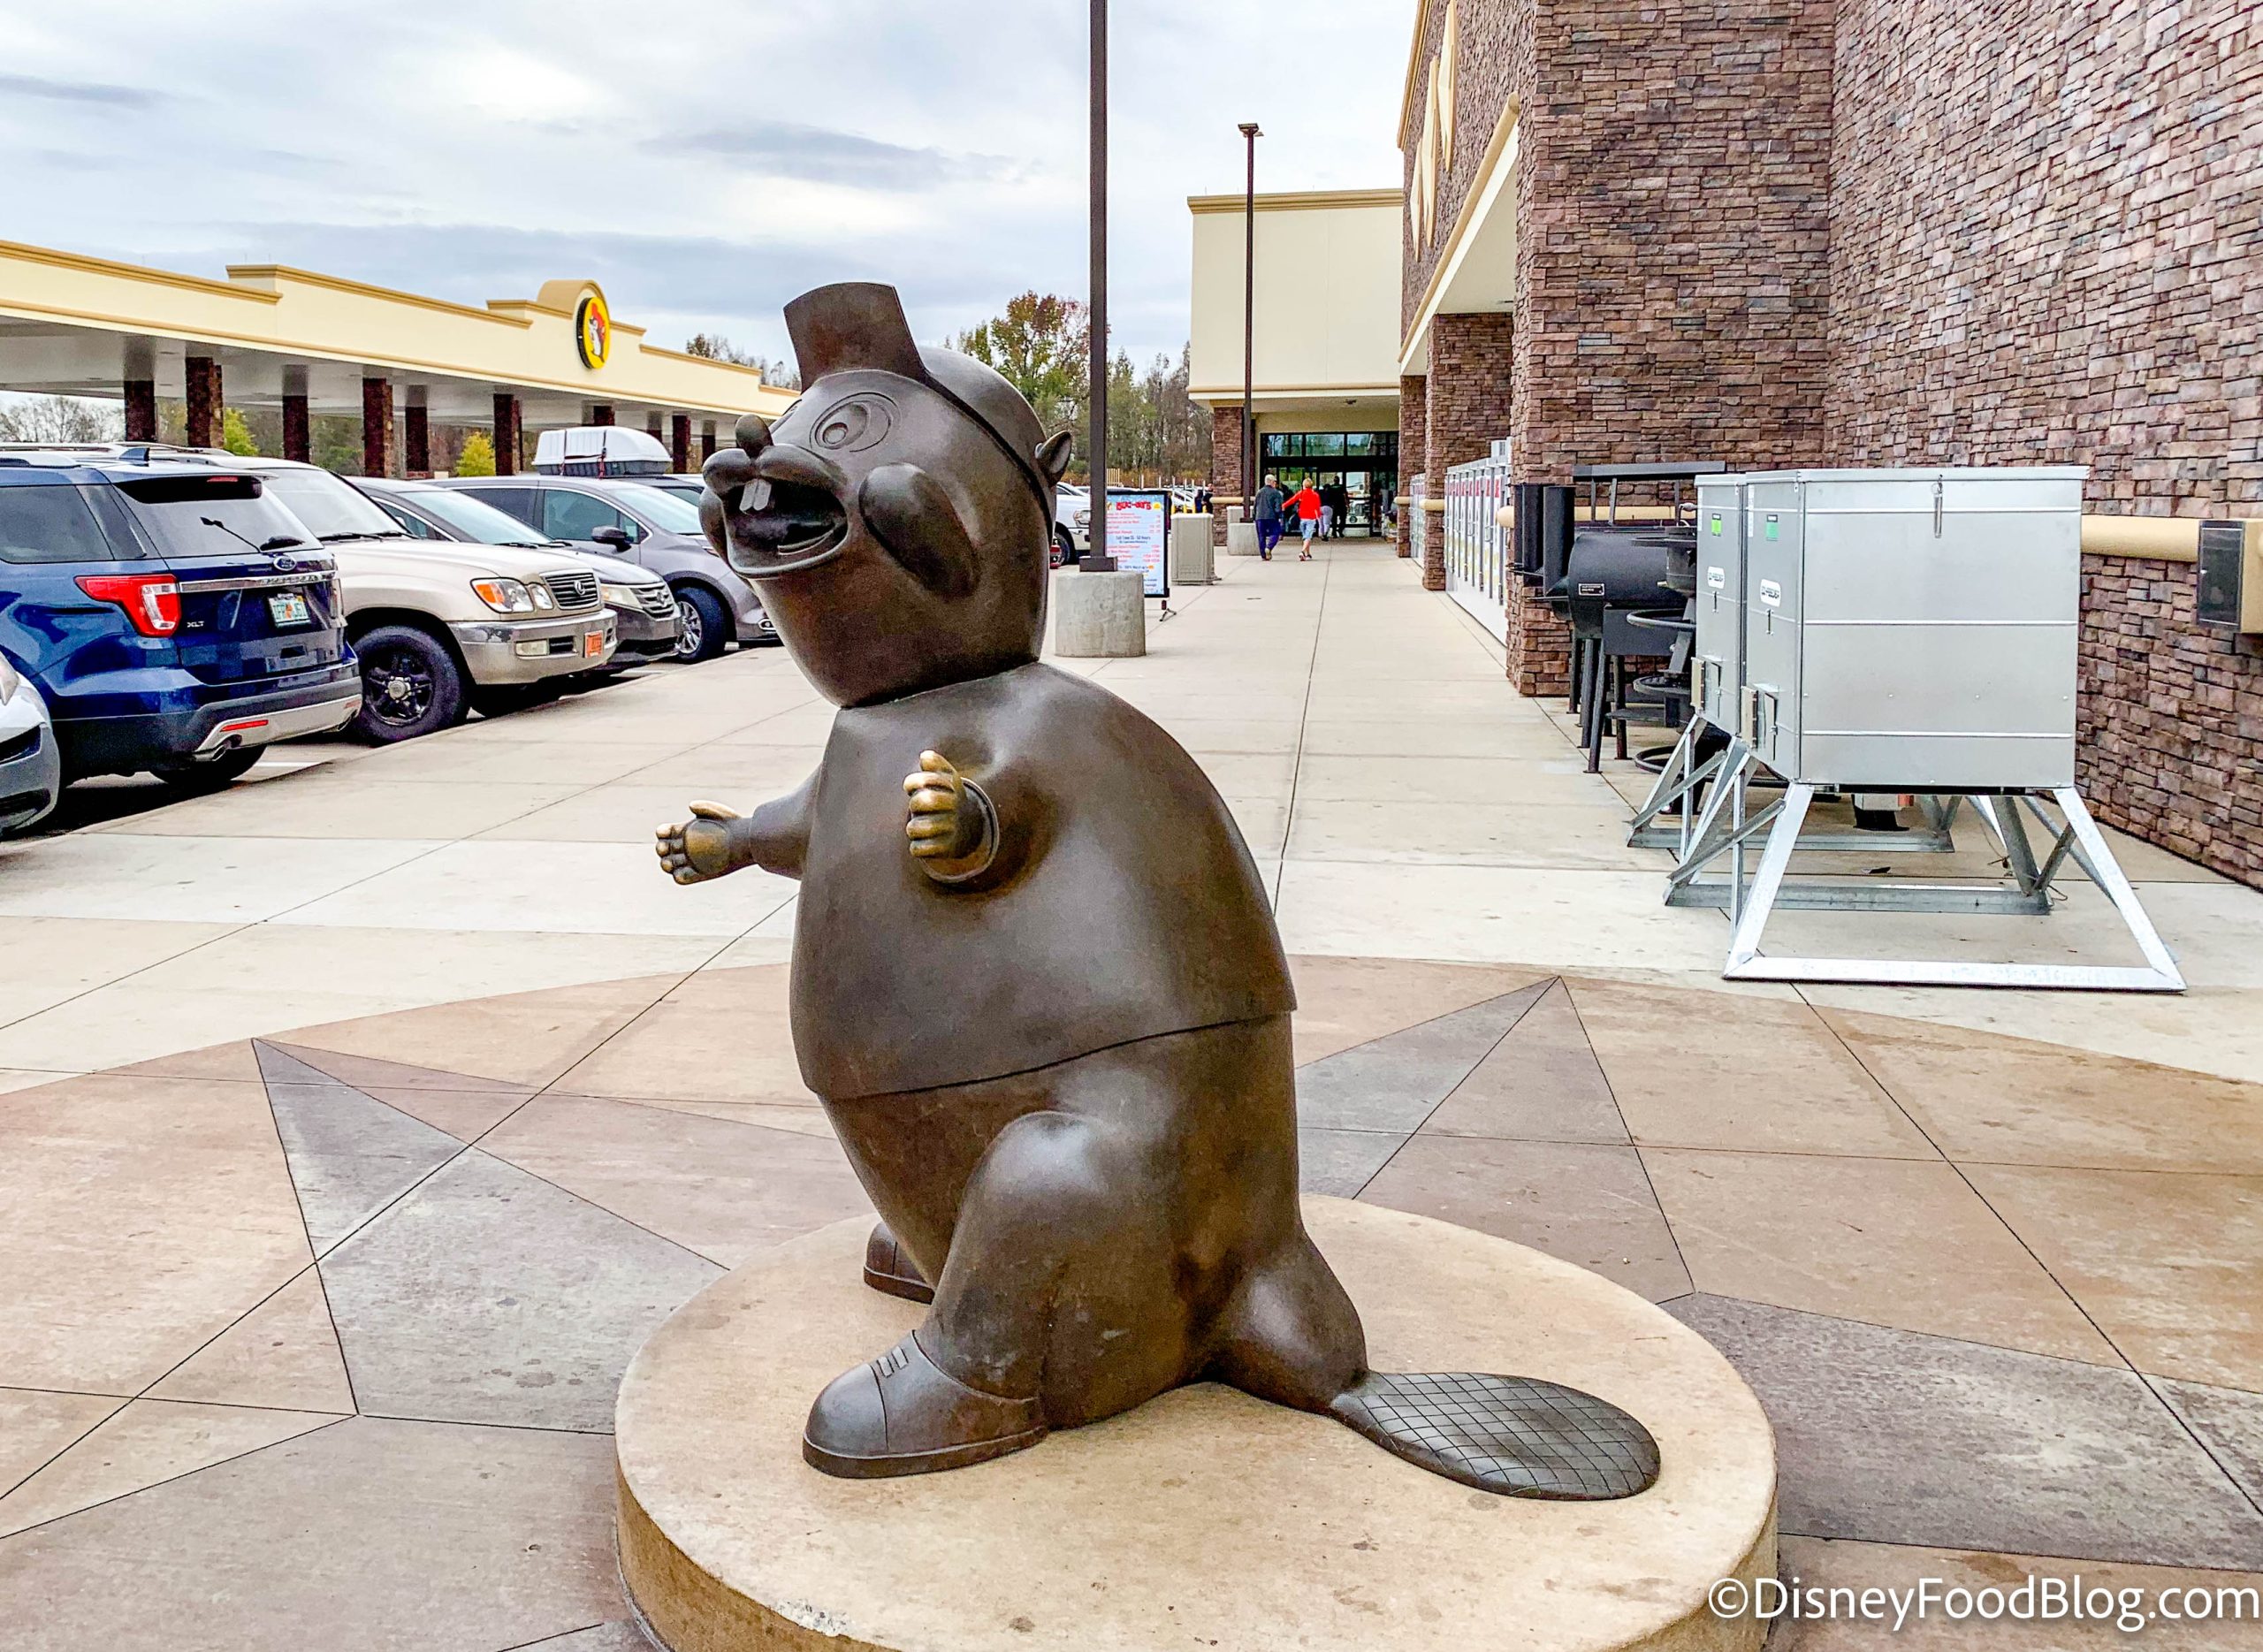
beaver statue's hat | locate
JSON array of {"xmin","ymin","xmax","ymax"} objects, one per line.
[{"xmin": 782, "ymin": 282, "xmax": 1060, "ymax": 515}]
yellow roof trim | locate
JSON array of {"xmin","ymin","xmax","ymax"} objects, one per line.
[
  {"xmin": 1398, "ymin": 0, "xmax": 1442, "ymax": 148},
  {"xmin": 224, "ymin": 264, "xmax": 528, "ymax": 327},
  {"xmin": 1190, "ymin": 382, "xmax": 1402, "ymax": 399},
  {"xmin": 641, "ymin": 344, "xmax": 773, "ymax": 381},
  {"xmin": 1186, "ymin": 187, "xmax": 1403, "ymax": 215},
  {"xmin": 1400, "ymin": 97, "xmax": 1521, "ymax": 369},
  {"xmin": 0, "ymin": 239, "xmax": 279, "ymax": 304}
]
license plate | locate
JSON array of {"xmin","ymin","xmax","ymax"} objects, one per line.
[
  {"xmin": 584, "ymin": 630, "xmax": 606, "ymax": 657},
  {"xmin": 268, "ymin": 591, "xmax": 310, "ymax": 627}
]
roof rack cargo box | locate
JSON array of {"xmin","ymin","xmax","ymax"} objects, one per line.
[{"xmin": 534, "ymin": 426, "xmax": 670, "ymax": 477}]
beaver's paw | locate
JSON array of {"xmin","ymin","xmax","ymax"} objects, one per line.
[
  {"xmin": 655, "ymin": 801, "xmax": 746, "ymax": 884},
  {"xmin": 903, "ymin": 751, "xmax": 996, "ymax": 885}
]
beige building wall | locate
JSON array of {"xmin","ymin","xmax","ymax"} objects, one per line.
[{"xmin": 1187, "ymin": 190, "xmax": 1404, "ymax": 409}]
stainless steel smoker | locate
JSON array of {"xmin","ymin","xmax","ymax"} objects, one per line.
[{"xmin": 1650, "ymin": 466, "xmax": 2182, "ymax": 992}]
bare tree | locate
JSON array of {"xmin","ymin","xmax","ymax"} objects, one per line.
[
  {"xmin": 0, "ymin": 394, "xmax": 124, "ymax": 445},
  {"xmin": 684, "ymin": 333, "xmax": 801, "ymax": 392}
]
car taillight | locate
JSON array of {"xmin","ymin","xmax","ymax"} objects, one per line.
[{"xmin": 76, "ymin": 573, "xmax": 181, "ymax": 637}]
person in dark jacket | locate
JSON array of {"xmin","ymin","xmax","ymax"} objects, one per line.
[{"xmin": 1252, "ymin": 475, "xmax": 1284, "ymax": 560}]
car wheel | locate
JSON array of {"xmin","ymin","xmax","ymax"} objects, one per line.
[
  {"xmin": 149, "ymin": 745, "xmax": 263, "ymax": 792},
  {"xmin": 1053, "ymin": 527, "xmax": 1079, "ymax": 568},
  {"xmin": 351, "ymin": 624, "xmax": 466, "ymax": 742},
  {"xmin": 672, "ymin": 585, "xmax": 728, "ymax": 663}
]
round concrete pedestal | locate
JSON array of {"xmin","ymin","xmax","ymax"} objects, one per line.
[
  {"xmin": 616, "ymin": 1199, "xmax": 1778, "ymax": 1652},
  {"xmin": 1051, "ymin": 569, "xmax": 1147, "ymax": 657}
]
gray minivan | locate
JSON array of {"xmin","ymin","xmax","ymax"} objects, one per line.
[{"xmin": 438, "ymin": 475, "xmax": 774, "ymax": 662}]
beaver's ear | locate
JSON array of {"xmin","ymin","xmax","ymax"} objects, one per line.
[
  {"xmin": 857, "ymin": 464, "xmax": 978, "ymax": 599},
  {"xmin": 1035, "ymin": 430, "xmax": 1074, "ymax": 484}
]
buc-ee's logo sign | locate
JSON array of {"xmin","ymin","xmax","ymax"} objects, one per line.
[{"xmin": 575, "ymin": 292, "xmax": 612, "ymax": 370}]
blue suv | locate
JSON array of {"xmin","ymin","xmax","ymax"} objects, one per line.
[{"xmin": 0, "ymin": 447, "xmax": 362, "ymax": 792}]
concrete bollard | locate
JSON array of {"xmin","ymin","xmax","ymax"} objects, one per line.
[
  {"xmin": 1226, "ymin": 520, "xmax": 1260, "ymax": 558},
  {"xmin": 1053, "ymin": 568, "xmax": 1147, "ymax": 657}
]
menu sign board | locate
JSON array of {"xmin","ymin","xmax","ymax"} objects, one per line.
[{"xmin": 1102, "ymin": 491, "xmax": 1170, "ymax": 598}]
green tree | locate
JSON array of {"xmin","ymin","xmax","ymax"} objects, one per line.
[
  {"xmin": 952, "ymin": 293, "xmax": 1089, "ymax": 445},
  {"xmin": 218, "ymin": 407, "xmax": 260, "ymax": 456},
  {"xmin": 455, "ymin": 429, "xmax": 497, "ymax": 477}
]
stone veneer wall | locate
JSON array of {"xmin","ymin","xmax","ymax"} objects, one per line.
[
  {"xmin": 2078, "ymin": 558, "xmax": 2263, "ymax": 887},
  {"xmin": 1825, "ymin": 0, "xmax": 2263, "ymax": 887},
  {"xmin": 1397, "ymin": 374, "xmax": 1427, "ymax": 559},
  {"xmin": 1426, "ymin": 313, "xmax": 1517, "ymax": 595},
  {"xmin": 1208, "ymin": 405, "xmax": 1246, "ymax": 546}
]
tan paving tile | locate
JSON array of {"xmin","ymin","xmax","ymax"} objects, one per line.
[
  {"xmin": 0, "ymin": 1413, "xmax": 620, "ymax": 1650},
  {"xmin": 0, "ymin": 1398, "xmax": 339, "ymax": 1537},
  {"xmin": 1358, "ymin": 1134, "xmax": 1692, "ymax": 1301},
  {"xmin": 1772, "ymin": 1536, "xmax": 2263, "ymax": 1648},
  {"xmin": 481, "ymin": 1093, "xmax": 871, "ymax": 1268},
  {"xmin": 0, "ymin": 1389, "xmax": 124, "ymax": 1497},
  {"xmin": 1644, "ymin": 1149, "xmax": 2119, "ymax": 1365},
  {"xmin": 95, "ymin": 777, "xmax": 587, "ymax": 840},
  {"xmin": 282, "ymin": 972, "xmax": 688, "ymax": 1088},
  {"xmin": 1964, "ymin": 1163, "xmax": 2263, "ymax": 1390},
  {"xmin": 1823, "ymin": 1008, "xmax": 2263, "ymax": 1173},
  {"xmin": 0, "ymin": 916, "xmax": 236, "ymax": 1026},
  {"xmin": 1569, "ymin": 979, "xmax": 1940, "ymax": 1159},
  {"xmin": 0, "ymin": 1074, "xmax": 313, "ymax": 1393},
  {"xmin": 471, "ymin": 781, "xmax": 743, "ymax": 844},
  {"xmin": 1284, "ymin": 955, "xmax": 1553, "ymax": 1066},
  {"xmin": 148, "ymin": 1269, "xmax": 355, "ymax": 1414},
  {"xmin": 1285, "ymin": 798, "xmax": 1666, "ymax": 869},
  {"xmin": 557, "ymin": 963, "xmax": 814, "ymax": 1105},
  {"xmin": 1797, "ymin": 981, "xmax": 2263, "ymax": 1089},
  {"xmin": 109, "ymin": 1039, "xmax": 263, "ymax": 1082}
]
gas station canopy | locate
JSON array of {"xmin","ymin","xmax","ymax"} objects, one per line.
[{"xmin": 0, "ymin": 236, "xmax": 796, "ymax": 438}]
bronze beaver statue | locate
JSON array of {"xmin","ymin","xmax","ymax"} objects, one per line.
[{"xmin": 655, "ymin": 281, "xmax": 1657, "ymax": 1499}]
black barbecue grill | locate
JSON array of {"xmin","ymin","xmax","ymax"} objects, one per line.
[{"xmin": 1523, "ymin": 463, "xmax": 1725, "ymax": 772}]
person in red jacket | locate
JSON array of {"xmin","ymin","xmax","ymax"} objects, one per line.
[{"xmin": 1285, "ymin": 479, "xmax": 1323, "ymax": 560}]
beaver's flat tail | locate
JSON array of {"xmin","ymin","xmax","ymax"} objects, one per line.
[{"xmin": 1330, "ymin": 1372, "xmax": 1659, "ymax": 1500}]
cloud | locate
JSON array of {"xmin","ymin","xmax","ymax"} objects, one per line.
[
  {"xmin": 661, "ymin": 119, "xmax": 1010, "ymax": 190},
  {"xmin": 0, "ymin": 72, "xmax": 164, "ymax": 109}
]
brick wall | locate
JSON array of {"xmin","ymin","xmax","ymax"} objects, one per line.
[
  {"xmin": 1825, "ymin": 0, "xmax": 2263, "ymax": 887},
  {"xmin": 1404, "ymin": 0, "xmax": 1532, "ymax": 340},
  {"xmin": 2078, "ymin": 556, "xmax": 2263, "ymax": 887},
  {"xmin": 1397, "ymin": 374, "xmax": 1427, "ymax": 558}
]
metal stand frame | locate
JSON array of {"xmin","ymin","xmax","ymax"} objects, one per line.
[
  {"xmin": 1628, "ymin": 717, "xmax": 1957, "ymax": 856},
  {"xmin": 1657, "ymin": 745, "xmax": 2184, "ymax": 991}
]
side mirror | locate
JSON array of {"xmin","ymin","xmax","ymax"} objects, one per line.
[{"xmin": 591, "ymin": 526, "xmax": 633, "ymax": 549}]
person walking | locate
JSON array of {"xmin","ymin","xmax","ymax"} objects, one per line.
[
  {"xmin": 1253, "ymin": 474, "xmax": 1285, "ymax": 560},
  {"xmin": 1318, "ymin": 488, "xmax": 1335, "ymax": 541},
  {"xmin": 1286, "ymin": 478, "xmax": 1323, "ymax": 560}
]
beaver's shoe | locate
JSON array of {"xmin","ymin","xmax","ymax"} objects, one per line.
[
  {"xmin": 862, "ymin": 1222, "xmax": 934, "ymax": 1304},
  {"xmin": 804, "ymin": 1333, "xmax": 1048, "ymax": 1479}
]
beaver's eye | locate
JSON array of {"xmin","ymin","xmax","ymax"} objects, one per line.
[{"xmin": 812, "ymin": 394, "xmax": 893, "ymax": 452}]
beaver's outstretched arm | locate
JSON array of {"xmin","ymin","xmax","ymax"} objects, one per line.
[{"xmin": 656, "ymin": 770, "xmax": 817, "ymax": 883}]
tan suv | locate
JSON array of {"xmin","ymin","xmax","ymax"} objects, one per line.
[{"xmin": 224, "ymin": 458, "xmax": 616, "ymax": 741}]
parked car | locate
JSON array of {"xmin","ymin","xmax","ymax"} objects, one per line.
[
  {"xmin": 1055, "ymin": 483, "xmax": 1089, "ymax": 567},
  {"xmin": 437, "ymin": 474, "xmax": 776, "ymax": 662},
  {"xmin": 354, "ymin": 478, "xmax": 681, "ymax": 669},
  {"xmin": 160, "ymin": 453, "xmax": 617, "ymax": 741},
  {"xmin": 0, "ymin": 648, "xmax": 61, "ymax": 833},
  {"xmin": 0, "ymin": 446, "xmax": 361, "ymax": 790}
]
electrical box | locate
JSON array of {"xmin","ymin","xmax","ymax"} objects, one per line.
[
  {"xmin": 1737, "ymin": 467, "xmax": 2086, "ymax": 789},
  {"xmin": 1692, "ymin": 475, "xmax": 1748, "ymax": 734},
  {"xmin": 2197, "ymin": 519, "xmax": 2263, "ymax": 633}
]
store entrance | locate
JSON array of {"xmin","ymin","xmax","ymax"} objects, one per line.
[{"xmin": 1260, "ymin": 431, "xmax": 1399, "ymax": 537}]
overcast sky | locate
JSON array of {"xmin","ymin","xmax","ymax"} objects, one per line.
[{"xmin": 2, "ymin": 0, "xmax": 1411, "ymax": 376}]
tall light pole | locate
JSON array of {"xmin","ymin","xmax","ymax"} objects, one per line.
[
  {"xmin": 1239, "ymin": 122, "xmax": 1261, "ymax": 511},
  {"xmin": 1084, "ymin": 0, "xmax": 1113, "ymax": 571}
]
